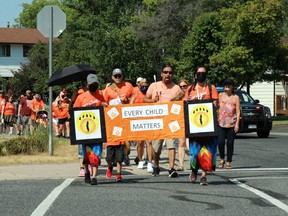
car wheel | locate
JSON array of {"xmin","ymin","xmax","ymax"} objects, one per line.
[{"xmin": 257, "ymin": 130, "xmax": 270, "ymax": 138}]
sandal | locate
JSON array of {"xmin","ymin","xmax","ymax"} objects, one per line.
[
  {"xmin": 226, "ymin": 162, "xmax": 232, "ymax": 169},
  {"xmin": 218, "ymin": 161, "xmax": 225, "ymax": 169}
]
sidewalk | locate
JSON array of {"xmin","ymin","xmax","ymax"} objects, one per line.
[{"xmin": 0, "ymin": 146, "xmax": 186, "ymax": 180}]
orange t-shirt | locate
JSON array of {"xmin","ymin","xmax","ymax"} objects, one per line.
[
  {"xmin": 52, "ymin": 103, "xmax": 58, "ymax": 118},
  {"xmin": 0, "ymin": 97, "xmax": 6, "ymax": 115},
  {"xmin": 183, "ymin": 84, "xmax": 219, "ymax": 101},
  {"xmin": 30, "ymin": 99, "xmax": 45, "ymax": 120},
  {"xmin": 133, "ymin": 90, "xmax": 146, "ymax": 104},
  {"xmin": 73, "ymin": 90, "xmax": 104, "ymax": 108},
  {"xmin": 103, "ymin": 82, "xmax": 134, "ymax": 104},
  {"xmin": 55, "ymin": 100, "xmax": 70, "ymax": 119},
  {"xmin": 146, "ymin": 81, "xmax": 182, "ymax": 102},
  {"xmin": 133, "ymin": 86, "xmax": 139, "ymax": 94},
  {"xmin": 4, "ymin": 102, "xmax": 15, "ymax": 116}
]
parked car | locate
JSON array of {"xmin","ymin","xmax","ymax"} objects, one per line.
[{"xmin": 217, "ymin": 87, "xmax": 273, "ymax": 138}]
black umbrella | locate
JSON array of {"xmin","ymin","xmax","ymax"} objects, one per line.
[{"xmin": 48, "ymin": 64, "xmax": 96, "ymax": 86}]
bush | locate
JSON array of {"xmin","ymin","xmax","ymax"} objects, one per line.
[{"xmin": 1, "ymin": 127, "xmax": 49, "ymax": 155}]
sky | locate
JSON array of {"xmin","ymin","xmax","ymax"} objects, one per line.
[{"xmin": 0, "ymin": 0, "xmax": 33, "ymax": 28}]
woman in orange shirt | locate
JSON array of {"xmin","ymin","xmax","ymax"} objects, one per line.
[
  {"xmin": 55, "ymin": 94, "xmax": 71, "ymax": 138},
  {"xmin": 183, "ymin": 66, "xmax": 219, "ymax": 186},
  {"xmin": 4, "ymin": 96, "xmax": 16, "ymax": 135}
]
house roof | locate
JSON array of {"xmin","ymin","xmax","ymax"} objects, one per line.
[{"xmin": 0, "ymin": 28, "xmax": 48, "ymax": 44}]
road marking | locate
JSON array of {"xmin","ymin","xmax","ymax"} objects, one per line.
[
  {"xmin": 31, "ymin": 178, "xmax": 74, "ymax": 216},
  {"xmin": 235, "ymin": 176, "xmax": 288, "ymax": 180},
  {"xmin": 216, "ymin": 167, "xmax": 288, "ymax": 172},
  {"xmin": 230, "ymin": 178, "xmax": 288, "ymax": 213}
]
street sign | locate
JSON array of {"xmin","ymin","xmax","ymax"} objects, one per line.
[
  {"xmin": 37, "ymin": 5, "xmax": 66, "ymax": 37},
  {"xmin": 37, "ymin": 6, "xmax": 66, "ymax": 155}
]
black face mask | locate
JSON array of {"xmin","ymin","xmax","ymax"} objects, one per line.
[
  {"xmin": 88, "ymin": 83, "xmax": 98, "ymax": 92},
  {"xmin": 139, "ymin": 86, "xmax": 149, "ymax": 94},
  {"xmin": 197, "ymin": 72, "xmax": 207, "ymax": 83}
]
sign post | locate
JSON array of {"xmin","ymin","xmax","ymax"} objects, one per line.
[{"xmin": 37, "ymin": 6, "xmax": 66, "ymax": 155}]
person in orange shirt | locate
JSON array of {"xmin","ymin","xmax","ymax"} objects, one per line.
[
  {"xmin": 130, "ymin": 78, "xmax": 154, "ymax": 173},
  {"xmin": 103, "ymin": 68, "xmax": 134, "ymax": 181},
  {"xmin": 0, "ymin": 91, "xmax": 6, "ymax": 133},
  {"xmin": 55, "ymin": 94, "xmax": 71, "ymax": 138},
  {"xmin": 52, "ymin": 100, "xmax": 59, "ymax": 136},
  {"xmin": 73, "ymin": 74, "xmax": 106, "ymax": 185},
  {"xmin": 183, "ymin": 66, "xmax": 219, "ymax": 186},
  {"xmin": 29, "ymin": 93, "xmax": 45, "ymax": 133},
  {"xmin": 4, "ymin": 95, "xmax": 16, "ymax": 135}
]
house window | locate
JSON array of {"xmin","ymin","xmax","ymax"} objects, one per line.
[
  {"xmin": 0, "ymin": 44, "xmax": 11, "ymax": 57},
  {"xmin": 23, "ymin": 45, "xmax": 32, "ymax": 57}
]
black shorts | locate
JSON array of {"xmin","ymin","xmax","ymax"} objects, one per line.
[
  {"xmin": 58, "ymin": 118, "xmax": 69, "ymax": 125},
  {"xmin": 106, "ymin": 145, "xmax": 124, "ymax": 163}
]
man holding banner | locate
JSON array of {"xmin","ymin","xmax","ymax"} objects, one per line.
[
  {"xmin": 144, "ymin": 65, "xmax": 182, "ymax": 178},
  {"xmin": 103, "ymin": 68, "xmax": 134, "ymax": 181}
]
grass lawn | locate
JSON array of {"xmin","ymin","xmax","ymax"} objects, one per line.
[
  {"xmin": 0, "ymin": 137, "xmax": 78, "ymax": 166},
  {"xmin": 273, "ymin": 115, "xmax": 288, "ymax": 125}
]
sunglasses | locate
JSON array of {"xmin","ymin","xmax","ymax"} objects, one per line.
[
  {"xmin": 114, "ymin": 74, "xmax": 122, "ymax": 78},
  {"xmin": 180, "ymin": 85, "xmax": 187, "ymax": 88},
  {"xmin": 162, "ymin": 71, "xmax": 173, "ymax": 75}
]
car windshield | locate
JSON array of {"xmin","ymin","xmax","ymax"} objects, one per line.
[{"xmin": 235, "ymin": 91, "xmax": 256, "ymax": 103}]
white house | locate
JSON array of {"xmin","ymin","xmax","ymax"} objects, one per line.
[
  {"xmin": 247, "ymin": 80, "xmax": 288, "ymax": 116},
  {"xmin": 0, "ymin": 27, "xmax": 47, "ymax": 91}
]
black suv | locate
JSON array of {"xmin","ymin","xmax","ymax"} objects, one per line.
[{"xmin": 217, "ymin": 88, "xmax": 273, "ymax": 138}]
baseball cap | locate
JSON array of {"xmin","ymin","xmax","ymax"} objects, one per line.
[
  {"xmin": 136, "ymin": 77, "xmax": 143, "ymax": 83},
  {"xmin": 87, "ymin": 74, "xmax": 99, "ymax": 85},
  {"xmin": 112, "ymin": 68, "xmax": 123, "ymax": 76},
  {"xmin": 26, "ymin": 90, "xmax": 31, "ymax": 95}
]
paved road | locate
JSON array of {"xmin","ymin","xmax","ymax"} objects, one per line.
[{"xmin": 0, "ymin": 125, "xmax": 287, "ymax": 216}]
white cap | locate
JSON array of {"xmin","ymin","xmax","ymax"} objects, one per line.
[{"xmin": 136, "ymin": 77, "xmax": 143, "ymax": 83}]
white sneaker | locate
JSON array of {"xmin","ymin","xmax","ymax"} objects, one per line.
[
  {"xmin": 137, "ymin": 161, "xmax": 144, "ymax": 169},
  {"xmin": 147, "ymin": 162, "xmax": 153, "ymax": 173}
]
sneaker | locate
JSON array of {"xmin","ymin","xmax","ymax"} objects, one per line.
[
  {"xmin": 134, "ymin": 156, "xmax": 139, "ymax": 165},
  {"xmin": 200, "ymin": 176, "xmax": 208, "ymax": 186},
  {"xmin": 116, "ymin": 174, "xmax": 123, "ymax": 182},
  {"xmin": 91, "ymin": 177, "xmax": 98, "ymax": 185},
  {"xmin": 168, "ymin": 168, "xmax": 178, "ymax": 178},
  {"xmin": 152, "ymin": 167, "xmax": 160, "ymax": 176},
  {"xmin": 84, "ymin": 172, "xmax": 91, "ymax": 184},
  {"xmin": 147, "ymin": 162, "xmax": 153, "ymax": 173},
  {"xmin": 79, "ymin": 168, "xmax": 85, "ymax": 177},
  {"xmin": 124, "ymin": 155, "xmax": 130, "ymax": 165},
  {"xmin": 189, "ymin": 172, "xmax": 197, "ymax": 183},
  {"xmin": 106, "ymin": 167, "xmax": 113, "ymax": 179},
  {"xmin": 137, "ymin": 161, "xmax": 144, "ymax": 169}
]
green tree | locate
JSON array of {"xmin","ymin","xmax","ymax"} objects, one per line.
[
  {"xmin": 14, "ymin": 0, "xmax": 61, "ymax": 28},
  {"xmin": 179, "ymin": 12, "xmax": 223, "ymax": 82},
  {"xmin": 210, "ymin": 0, "xmax": 288, "ymax": 87}
]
